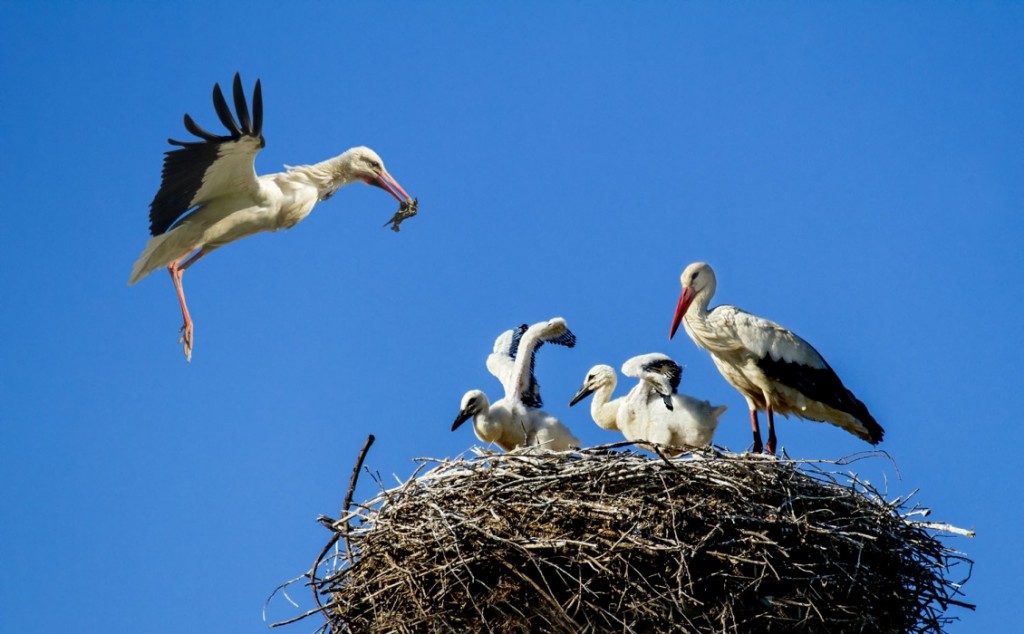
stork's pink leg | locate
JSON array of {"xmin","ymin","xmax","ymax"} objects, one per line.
[
  {"xmin": 749, "ymin": 408, "xmax": 764, "ymax": 454},
  {"xmin": 167, "ymin": 249, "xmax": 208, "ymax": 363},
  {"xmin": 765, "ymin": 404, "xmax": 777, "ymax": 455}
]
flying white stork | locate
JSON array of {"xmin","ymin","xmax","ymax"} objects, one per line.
[
  {"xmin": 569, "ymin": 352, "xmax": 726, "ymax": 453},
  {"xmin": 453, "ymin": 318, "xmax": 581, "ymax": 452},
  {"xmin": 668, "ymin": 262, "xmax": 884, "ymax": 454},
  {"xmin": 128, "ymin": 73, "xmax": 414, "ymax": 361}
]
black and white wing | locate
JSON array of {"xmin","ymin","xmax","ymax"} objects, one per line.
[
  {"xmin": 148, "ymin": 73, "xmax": 266, "ymax": 236},
  {"xmin": 622, "ymin": 352, "xmax": 683, "ymax": 410},
  {"xmin": 486, "ymin": 323, "xmax": 545, "ymax": 408},
  {"xmin": 720, "ymin": 306, "xmax": 883, "ymax": 443},
  {"xmin": 507, "ymin": 317, "xmax": 577, "ymax": 408},
  {"xmin": 486, "ymin": 324, "xmax": 527, "ymax": 393}
]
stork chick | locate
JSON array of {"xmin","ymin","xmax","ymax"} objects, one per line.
[
  {"xmin": 570, "ymin": 353, "xmax": 726, "ymax": 454},
  {"xmin": 453, "ymin": 318, "xmax": 580, "ymax": 452}
]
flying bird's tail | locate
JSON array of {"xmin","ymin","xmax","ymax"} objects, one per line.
[{"xmin": 128, "ymin": 228, "xmax": 196, "ymax": 285}]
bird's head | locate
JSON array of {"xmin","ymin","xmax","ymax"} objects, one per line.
[
  {"xmin": 569, "ymin": 365, "xmax": 616, "ymax": 406},
  {"xmin": 670, "ymin": 262, "xmax": 715, "ymax": 339},
  {"xmin": 452, "ymin": 390, "xmax": 489, "ymax": 431},
  {"xmin": 344, "ymin": 146, "xmax": 411, "ymax": 203}
]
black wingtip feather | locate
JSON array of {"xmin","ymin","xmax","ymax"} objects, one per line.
[
  {"xmin": 211, "ymin": 82, "xmax": 242, "ymax": 137},
  {"xmin": 252, "ymin": 79, "xmax": 263, "ymax": 137},
  {"xmin": 647, "ymin": 358, "xmax": 682, "ymax": 393},
  {"xmin": 758, "ymin": 355, "xmax": 885, "ymax": 444},
  {"xmin": 183, "ymin": 113, "xmax": 222, "ymax": 142},
  {"xmin": 232, "ymin": 73, "xmax": 252, "ymax": 134},
  {"xmin": 862, "ymin": 413, "xmax": 885, "ymax": 444}
]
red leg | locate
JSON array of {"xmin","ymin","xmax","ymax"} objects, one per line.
[
  {"xmin": 749, "ymin": 408, "xmax": 763, "ymax": 454},
  {"xmin": 178, "ymin": 249, "xmax": 207, "ymax": 272},
  {"xmin": 167, "ymin": 249, "xmax": 207, "ymax": 362},
  {"xmin": 765, "ymin": 404, "xmax": 777, "ymax": 455}
]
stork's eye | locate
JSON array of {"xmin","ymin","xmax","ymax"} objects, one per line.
[{"xmin": 370, "ymin": 160, "xmax": 382, "ymax": 171}]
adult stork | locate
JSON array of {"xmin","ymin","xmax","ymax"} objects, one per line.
[
  {"xmin": 128, "ymin": 73, "xmax": 415, "ymax": 361},
  {"xmin": 453, "ymin": 318, "xmax": 580, "ymax": 452},
  {"xmin": 668, "ymin": 262, "xmax": 883, "ymax": 454},
  {"xmin": 569, "ymin": 353, "xmax": 726, "ymax": 452}
]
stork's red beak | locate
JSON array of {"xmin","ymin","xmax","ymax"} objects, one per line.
[
  {"xmin": 669, "ymin": 286, "xmax": 696, "ymax": 340},
  {"xmin": 369, "ymin": 169, "xmax": 412, "ymax": 203}
]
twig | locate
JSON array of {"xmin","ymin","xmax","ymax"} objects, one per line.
[
  {"xmin": 306, "ymin": 434, "xmax": 376, "ymax": 627},
  {"xmin": 341, "ymin": 434, "xmax": 377, "ymax": 566}
]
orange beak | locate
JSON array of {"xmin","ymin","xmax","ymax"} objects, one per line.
[{"xmin": 669, "ymin": 286, "xmax": 696, "ymax": 340}]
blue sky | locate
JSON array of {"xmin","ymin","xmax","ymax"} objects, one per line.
[{"xmin": 1, "ymin": 3, "xmax": 1020, "ymax": 631}]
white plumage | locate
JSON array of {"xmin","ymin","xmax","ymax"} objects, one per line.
[
  {"xmin": 129, "ymin": 74, "xmax": 413, "ymax": 361},
  {"xmin": 668, "ymin": 262, "xmax": 883, "ymax": 454},
  {"xmin": 569, "ymin": 352, "xmax": 726, "ymax": 453},
  {"xmin": 453, "ymin": 318, "xmax": 580, "ymax": 452}
]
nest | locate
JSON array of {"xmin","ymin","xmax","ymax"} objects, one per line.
[{"xmin": 275, "ymin": 441, "xmax": 973, "ymax": 633}]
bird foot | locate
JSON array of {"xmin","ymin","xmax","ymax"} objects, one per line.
[{"xmin": 178, "ymin": 323, "xmax": 193, "ymax": 363}]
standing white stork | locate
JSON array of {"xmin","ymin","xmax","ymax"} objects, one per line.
[
  {"xmin": 668, "ymin": 262, "xmax": 884, "ymax": 454},
  {"xmin": 453, "ymin": 318, "xmax": 580, "ymax": 452},
  {"xmin": 569, "ymin": 353, "xmax": 726, "ymax": 453},
  {"xmin": 128, "ymin": 73, "xmax": 415, "ymax": 361}
]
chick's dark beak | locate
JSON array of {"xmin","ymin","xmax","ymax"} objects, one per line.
[
  {"xmin": 569, "ymin": 383, "xmax": 595, "ymax": 407},
  {"xmin": 452, "ymin": 409, "xmax": 473, "ymax": 432}
]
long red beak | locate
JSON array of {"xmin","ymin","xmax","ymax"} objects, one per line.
[
  {"xmin": 370, "ymin": 168, "xmax": 412, "ymax": 203},
  {"xmin": 669, "ymin": 286, "xmax": 696, "ymax": 340}
]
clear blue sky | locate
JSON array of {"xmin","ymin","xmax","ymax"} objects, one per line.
[{"xmin": 1, "ymin": 3, "xmax": 1019, "ymax": 631}]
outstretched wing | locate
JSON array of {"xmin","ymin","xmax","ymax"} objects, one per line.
[
  {"xmin": 507, "ymin": 318, "xmax": 577, "ymax": 408},
  {"xmin": 148, "ymin": 73, "xmax": 266, "ymax": 236},
  {"xmin": 486, "ymin": 325, "xmax": 527, "ymax": 392}
]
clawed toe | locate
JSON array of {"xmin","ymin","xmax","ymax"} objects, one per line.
[{"xmin": 178, "ymin": 324, "xmax": 193, "ymax": 362}]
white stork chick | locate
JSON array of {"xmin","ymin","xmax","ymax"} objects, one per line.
[
  {"xmin": 128, "ymin": 74, "xmax": 414, "ymax": 361},
  {"xmin": 453, "ymin": 318, "xmax": 580, "ymax": 452},
  {"xmin": 669, "ymin": 262, "xmax": 884, "ymax": 454},
  {"xmin": 569, "ymin": 353, "xmax": 726, "ymax": 453}
]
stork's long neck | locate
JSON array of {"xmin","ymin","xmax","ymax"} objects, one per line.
[
  {"xmin": 286, "ymin": 151, "xmax": 361, "ymax": 201},
  {"xmin": 683, "ymin": 288, "xmax": 717, "ymax": 349},
  {"xmin": 470, "ymin": 395, "xmax": 504, "ymax": 444},
  {"xmin": 589, "ymin": 379, "xmax": 621, "ymax": 431},
  {"xmin": 473, "ymin": 410, "xmax": 502, "ymax": 444}
]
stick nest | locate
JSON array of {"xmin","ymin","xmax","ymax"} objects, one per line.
[{"xmin": 287, "ymin": 444, "xmax": 973, "ymax": 633}]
